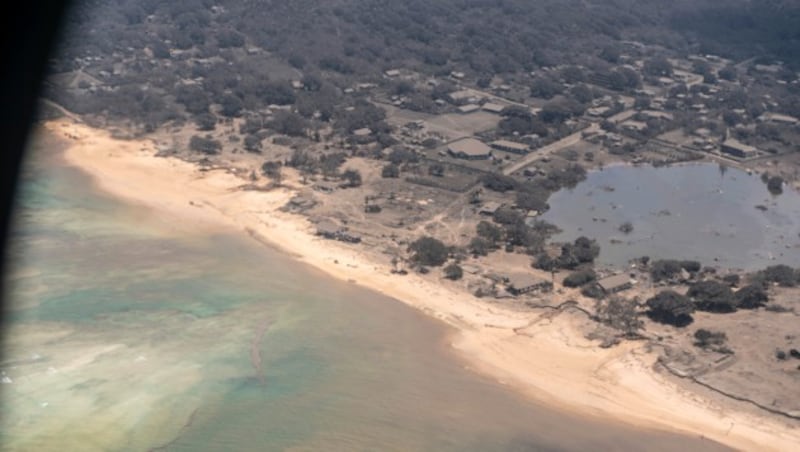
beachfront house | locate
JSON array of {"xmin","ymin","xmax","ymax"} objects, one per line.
[
  {"xmin": 597, "ymin": 274, "xmax": 633, "ymax": 294},
  {"xmin": 505, "ymin": 273, "xmax": 551, "ymax": 296},
  {"xmin": 720, "ymin": 139, "xmax": 757, "ymax": 159}
]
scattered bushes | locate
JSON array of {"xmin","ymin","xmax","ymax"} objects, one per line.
[
  {"xmin": 556, "ymin": 236, "xmax": 600, "ymax": 269},
  {"xmin": 650, "ymin": 259, "xmax": 701, "ymax": 282},
  {"xmin": 733, "ymin": 284, "xmax": 768, "ymax": 309},
  {"xmin": 476, "ymin": 221, "xmax": 503, "ymax": 245},
  {"xmin": 563, "ymin": 269, "xmax": 597, "ymax": 288},
  {"xmin": 468, "ymin": 237, "xmax": 492, "ymax": 257},
  {"xmin": 766, "ymin": 176, "xmax": 784, "ymax": 195},
  {"xmin": 341, "ymin": 169, "xmax": 362, "ymax": 188},
  {"xmin": 756, "ymin": 265, "xmax": 798, "ymax": 287},
  {"xmin": 694, "ymin": 329, "xmax": 731, "ymax": 353},
  {"xmin": 581, "ymin": 283, "xmax": 604, "ymax": 299},
  {"xmin": 444, "ymin": 263, "xmax": 463, "ymax": 280},
  {"xmin": 381, "ymin": 163, "xmax": 400, "ymax": 178},
  {"xmin": 387, "ymin": 148, "xmax": 418, "ymax": 165},
  {"xmin": 189, "ymin": 135, "xmax": 221, "ymax": 154},
  {"xmin": 480, "ymin": 173, "xmax": 517, "ymax": 193}
]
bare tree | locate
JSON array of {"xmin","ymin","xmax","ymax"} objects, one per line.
[{"xmin": 596, "ymin": 296, "xmax": 642, "ymax": 338}]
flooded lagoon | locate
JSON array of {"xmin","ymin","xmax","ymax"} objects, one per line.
[
  {"xmin": 1, "ymin": 132, "xmax": 728, "ymax": 451},
  {"xmin": 542, "ymin": 163, "xmax": 800, "ymax": 271}
]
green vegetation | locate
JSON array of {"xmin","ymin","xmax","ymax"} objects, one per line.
[
  {"xmin": 580, "ymin": 283, "xmax": 604, "ymax": 300},
  {"xmin": 693, "ymin": 329, "xmax": 731, "ymax": 354},
  {"xmin": 563, "ymin": 270, "xmax": 597, "ymax": 288},
  {"xmin": 468, "ymin": 237, "xmax": 492, "ymax": 257},
  {"xmin": 261, "ymin": 161, "xmax": 282, "ymax": 184},
  {"xmin": 444, "ymin": 263, "xmax": 463, "ymax": 281},
  {"xmin": 767, "ymin": 176, "xmax": 784, "ymax": 195},
  {"xmin": 687, "ymin": 280, "xmax": 736, "ymax": 313},
  {"xmin": 480, "ymin": 173, "xmax": 516, "ymax": 193},
  {"xmin": 646, "ymin": 290, "xmax": 694, "ymax": 327},
  {"xmin": 189, "ymin": 135, "xmax": 221, "ymax": 154},
  {"xmin": 476, "ymin": 221, "xmax": 503, "ymax": 246},
  {"xmin": 649, "ymin": 259, "xmax": 701, "ymax": 282},
  {"xmin": 341, "ymin": 169, "xmax": 363, "ymax": 188},
  {"xmin": 408, "ymin": 236, "xmax": 449, "ymax": 267},
  {"xmin": 734, "ymin": 284, "xmax": 768, "ymax": 309},
  {"xmin": 755, "ymin": 265, "xmax": 799, "ymax": 287},
  {"xmin": 381, "ymin": 163, "xmax": 400, "ymax": 178},
  {"xmin": 557, "ymin": 236, "xmax": 600, "ymax": 270}
]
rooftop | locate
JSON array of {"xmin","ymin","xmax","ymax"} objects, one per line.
[
  {"xmin": 760, "ymin": 113, "xmax": 799, "ymax": 125},
  {"xmin": 448, "ymin": 138, "xmax": 491, "ymax": 157},
  {"xmin": 621, "ymin": 120, "xmax": 648, "ymax": 131},
  {"xmin": 491, "ymin": 140, "xmax": 529, "ymax": 152},
  {"xmin": 597, "ymin": 274, "xmax": 631, "ymax": 292},
  {"xmin": 506, "ymin": 273, "xmax": 547, "ymax": 289},
  {"xmin": 449, "ymin": 90, "xmax": 474, "ymax": 100},
  {"xmin": 479, "ymin": 201, "xmax": 502, "ymax": 213},
  {"xmin": 722, "ymin": 138, "xmax": 757, "ymax": 153},
  {"xmin": 482, "ymin": 102, "xmax": 506, "ymax": 113}
]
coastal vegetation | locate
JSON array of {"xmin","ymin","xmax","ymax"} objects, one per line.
[
  {"xmin": 646, "ymin": 290, "xmax": 695, "ymax": 327},
  {"xmin": 408, "ymin": 236, "xmax": 449, "ymax": 267}
]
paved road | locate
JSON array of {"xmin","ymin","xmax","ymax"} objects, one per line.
[{"xmin": 502, "ymin": 123, "xmax": 598, "ymax": 175}]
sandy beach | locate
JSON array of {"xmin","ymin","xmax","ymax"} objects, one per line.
[{"xmin": 48, "ymin": 118, "xmax": 800, "ymax": 451}]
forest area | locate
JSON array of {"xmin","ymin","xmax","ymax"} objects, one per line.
[{"xmin": 44, "ymin": 0, "xmax": 800, "ymax": 132}]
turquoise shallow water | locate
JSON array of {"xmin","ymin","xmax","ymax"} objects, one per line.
[{"xmin": 1, "ymin": 130, "xmax": 729, "ymax": 451}]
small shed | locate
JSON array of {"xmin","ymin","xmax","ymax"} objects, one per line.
[
  {"xmin": 482, "ymin": 102, "xmax": 506, "ymax": 114},
  {"xmin": 490, "ymin": 140, "xmax": 529, "ymax": 154},
  {"xmin": 479, "ymin": 201, "xmax": 502, "ymax": 216},
  {"xmin": 448, "ymin": 90, "xmax": 474, "ymax": 105},
  {"xmin": 316, "ymin": 220, "xmax": 341, "ymax": 239},
  {"xmin": 597, "ymin": 274, "xmax": 632, "ymax": 293},
  {"xmin": 506, "ymin": 273, "xmax": 550, "ymax": 296}
]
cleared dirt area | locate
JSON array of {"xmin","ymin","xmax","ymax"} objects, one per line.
[
  {"xmin": 649, "ymin": 289, "xmax": 800, "ymax": 418},
  {"xmin": 382, "ymin": 104, "xmax": 500, "ymax": 141}
]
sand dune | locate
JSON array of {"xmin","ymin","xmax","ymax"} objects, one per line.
[{"xmin": 49, "ymin": 119, "xmax": 800, "ymax": 451}]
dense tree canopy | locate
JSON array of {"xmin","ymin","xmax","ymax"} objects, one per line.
[
  {"xmin": 409, "ymin": 236, "xmax": 449, "ymax": 267},
  {"xmin": 687, "ymin": 280, "xmax": 736, "ymax": 313},
  {"xmin": 646, "ymin": 290, "xmax": 694, "ymax": 327}
]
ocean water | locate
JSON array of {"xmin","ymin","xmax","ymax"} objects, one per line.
[
  {"xmin": 1, "ymin": 130, "xmax": 729, "ymax": 451},
  {"xmin": 542, "ymin": 164, "xmax": 800, "ymax": 271}
]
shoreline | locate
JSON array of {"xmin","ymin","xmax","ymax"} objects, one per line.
[{"xmin": 47, "ymin": 118, "xmax": 800, "ymax": 451}]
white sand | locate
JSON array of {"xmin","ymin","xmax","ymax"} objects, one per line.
[{"xmin": 49, "ymin": 119, "xmax": 800, "ymax": 451}]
